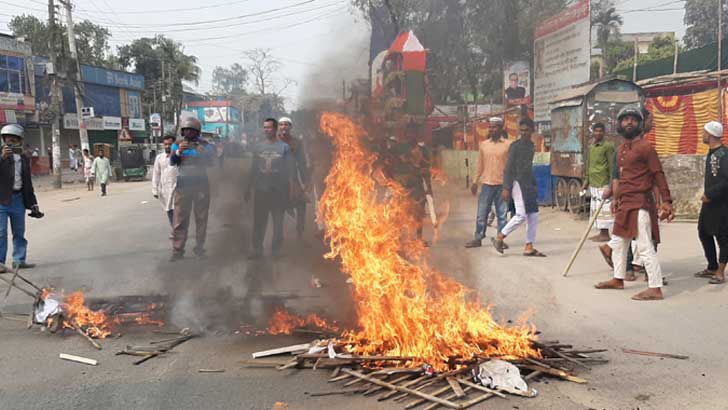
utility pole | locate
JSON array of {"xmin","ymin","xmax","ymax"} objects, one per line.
[
  {"xmin": 60, "ymin": 0, "xmax": 89, "ymax": 151},
  {"xmin": 632, "ymin": 38, "xmax": 638, "ymax": 82},
  {"xmin": 161, "ymin": 59, "xmax": 166, "ymax": 132},
  {"xmin": 719, "ymin": 0, "xmax": 724, "ymax": 116},
  {"xmin": 48, "ymin": 0, "xmax": 62, "ymax": 189}
]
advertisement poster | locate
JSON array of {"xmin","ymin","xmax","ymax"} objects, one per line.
[
  {"xmin": 503, "ymin": 61, "xmax": 530, "ymax": 106},
  {"xmin": 533, "ymin": 0, "xmax": 591, "ymax": 122}
]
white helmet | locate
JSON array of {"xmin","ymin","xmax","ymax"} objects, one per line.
[
  {"xmin": 704, "ymin": 121, "xmax": 724, "ymax": 138},
  {"xmin": 0, "ymin": 123, "xmax": 24, "ymax": 139},
  {"xmin": 278, "ymin": 116, "xmax": 293, "ymax": 125}
]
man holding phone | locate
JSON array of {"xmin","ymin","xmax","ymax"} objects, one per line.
[
  {"xmin": 169, "ymin": 116, "xmax": 214, "ymax": 261},
  {"xmin": 0, "ymin": 124, "xmax": 41, "ymax": 271}
]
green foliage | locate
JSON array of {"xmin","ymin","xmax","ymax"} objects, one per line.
[
  {"xmin": 211, "ymin": 63, "xmax": 248, "ymax": 98},
  {"xmin": 9, "ymin": 14, "xmax": 111, "ymax": 67},
  {"xmin": 612, "ymin": 36, "xmax": 679, "ymax": 73},
  {"xmin": 684, "ymin": 0, "xmax": 726, "ymax": 49},
  {"xmin": 591, "ymin": 0, "xmax": 623, "ymax": 52}
]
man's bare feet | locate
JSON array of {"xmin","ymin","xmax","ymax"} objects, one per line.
[
  {"xmin": 631, "ymin": 287, "xmax": 664, "ymax": 301},
  {"xmin": 595, "ymin": 278, "xmax": 624, "ymax": 289},
  {"xmin": 625, "ymin": 271, "xmax": 637, "ymax": 281}
]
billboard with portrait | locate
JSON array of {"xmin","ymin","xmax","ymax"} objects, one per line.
[{"xmin": 503, "ymin": 61, "xmax": 531, "ymax": 106}]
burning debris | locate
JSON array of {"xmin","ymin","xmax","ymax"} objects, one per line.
[
  {"xmin": 245, "ymin": 112, "xmax": 608, "ymax": 408},
  {"xmin": 31, "ymin": 289, "xmax": 167, "ymax": 348},
  {"xmin": 266, "ymin": 308, "xmax": 339, "ymax": 336}
]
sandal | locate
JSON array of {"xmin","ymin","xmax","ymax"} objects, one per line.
[
  {"xmin": 523, "ymin": 249, "xmax": 546, "ymax": 257},
  {"xmin": 631, "ymin": 292, "xmax": 664, "ymax": 301},
  {"xmin": 694, "ymin": 269, "xmax": 716, "ymax": 278},
  {"xmin": 709, "ymin": 277, "xmax": 725, "ymax": 285}
]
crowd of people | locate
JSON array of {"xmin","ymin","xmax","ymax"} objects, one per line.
[{"xmin": 0, "ymin": 106, "xmax": 725, "ymax": 300}]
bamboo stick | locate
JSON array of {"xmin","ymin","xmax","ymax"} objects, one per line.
[
  {"xmin": 423, "ymin": 386, "xmax": 475, "ymax": 410},
  {"xmin": 342, "ymin": 369, "xmax": 460, "ymax": 409},
  {"xmin": 445, "ymin": 377, "xmax": 466, "ymax": 398},
  {"xmin": 73, "ymin": 324, "xmax": 102, "ymax": 350},
  {"xmin": 621, "ymin": 348, "xmax": 688, "ymax": 360},
  {"xmin": 518, "ymin": 365, "xmax": 586, "ymax": 383},
  {"xmin": 59, "ymin": 353, "xmax": 97, "ymax": 366},
  {"xmin": 456, "ymin": 379, "xmax": 507, "ymax": 398}
]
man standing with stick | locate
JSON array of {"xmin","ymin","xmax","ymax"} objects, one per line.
[
  {"xmin": 695, "ymin": 121, "xmax": 728, "ymax": 284},
  {"xmin": 595, "ymin": 106, "xmax": 673, "ymax": 301},
  {"xmin": 492, "ymin": 119, "xmax": 545, "ymax": 257},
  {"xmin": 581, "ymin": 123, "xmax": 614, "ymax": 242}
]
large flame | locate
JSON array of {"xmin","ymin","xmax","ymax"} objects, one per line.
[
  {"xmin": 267, "ymin": 308, "xmax": 339, "ymax": 335},
  {"xmin": 318, "ymin": 112, "xmax": 539, "ymax": 370}
]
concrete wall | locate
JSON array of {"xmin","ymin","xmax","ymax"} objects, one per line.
[{"xmin": 661, "ymin": 154, "xmax": 705, "ymax": 218}]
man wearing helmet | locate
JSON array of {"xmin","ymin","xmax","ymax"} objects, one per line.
[
  {"xmin": 596, "ymin": 106, "xmax": 673, "ymax": 300},
  {"xmin": 169, "ymin": 116, "xmax": 214, "ymax": 261},
  {"xmin": 277, "ymin": 117, "xmax": 310, "ymax": 239},
  {"xmin": 0, "ymin": 124, "xmax": 40, "ymax": 271}
]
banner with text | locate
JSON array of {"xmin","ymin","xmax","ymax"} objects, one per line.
[{"xmin": 533, "ymin": 0, "xmax": 590, "ymax": 122}]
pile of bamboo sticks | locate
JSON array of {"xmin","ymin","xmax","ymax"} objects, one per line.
[{"xmin": 244, "ymin": 339, "xmax": 607, "ymax": 410}]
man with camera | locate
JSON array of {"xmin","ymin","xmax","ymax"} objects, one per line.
[
  {"xmin": 169, "ymin": 117, "xmax": 214, "ymax": 261},
  {"xmin": 0, "ymin": 124, "xmax": 42, "ymax": 271}
]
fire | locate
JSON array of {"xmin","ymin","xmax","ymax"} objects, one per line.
[
  {"xmin": 267, "ymin": 308, "xmax": 339, "ymax": 335},
  {"xmin": 430, "ymin": 167, "xmax": 448, "ymax": 186},
  {"xmin": 40, "ymin": 289, "xmax": 164, "ymax": 339},
  {"xmin": 318, "ymin": 112, "xmax": 539, "ymax": 370}
]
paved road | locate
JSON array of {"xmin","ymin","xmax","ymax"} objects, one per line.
[{"xmin": 1, "ymin": 160, "xmax": 725, "ymax": 410}]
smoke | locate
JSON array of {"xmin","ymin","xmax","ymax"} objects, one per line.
[{"xmin": 296, "ymin": 25, "xmax": 370, "ymax": 109}]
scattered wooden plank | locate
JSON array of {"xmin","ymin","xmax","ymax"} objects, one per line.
[
  {"xmin": 328, "ymin": 373, "xmax": 352, "ymax": 383},
  {"xmin": 423, "ymin": 386, "xmax": 475, "ymax": 410},
  {"xmin": 59, "ymin": 353, "xmax": 97, "ymax": 366},
  {"xmin": 519, "ymin": 364, "xmax": 587, "ymax": 384},
  {"xmin": 330, "ymin": 366, "xmax": 341, "ymax": 378},
  {"xmin": 239, "ymin": 359, "xmax": 289, "ymax": 368},
  {"xmin": 252, "ymin": 343, "xmax": 311, "ymax": 359},
  {"xmin": 73, "ymin": 325, "xmax": 102, "ymax": 350},
  {"xmin": 456, "ymin": 379, "xmax": 507, "ymax": 398},
  {"xmin": 621, "ymin": 348, "xmax": 688, "ymax": 360},
  {"xmin": 198, "ymin": 368, "xmax": 225, "ymax": 373},
  {"xmin": 307, "ymin": 387, "xmax": 369, "ymax": 397},
  {"xmin": 342, "ymin": 369, "xmax": 460, "ymax": 410},
  {"xmin": 445, "ymin": 377, "xmax": 466, "ymax": 398},
  {"xmin": 404, "ymin": 383, "xmax": 454, "ymax": 409}
]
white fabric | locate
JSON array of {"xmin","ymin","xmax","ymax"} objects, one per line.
[
  {"xmin": 83, "ymin": 155, "xmax": 94, "ymax": 180},
  {"xmin": 589, "ymin": 186, "xmax": 613, "ymax": 230},
  {"xmin": 151, "ymin": 153, "xmax": 178, "ymax": 211},
  {"xmin": 12, "ymin": 153, "xmax": 21, "ymax": 190},
  {"xmin": 68, "ymin": 148, "xmax": 77, "ymax": 169},
  {"xmin": 501, "ymin": 181, "xmax": 539, "ymax": 244},
  {"xmin": 91, "ymin": 157, "xmax": 112, "ymax": 184},
  {"xmin": 611, "ymin": 209, "xmax": 663, "ymax": 288},
  {"xmin": 704, "ymin": 121, "xmax": 724, "ymax": 138}
]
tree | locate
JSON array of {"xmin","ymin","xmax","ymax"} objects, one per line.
[
  {"xmin": 349, "ymin": 0, "xmax": 569, "ymax": 104},
  {"xmin": 117, "ymin": 35, "xmax": 200, "ymax": 122},
  {"xmin": 211, "ymin": 63, "xmax": 248, "ymax": 98},
  {"xmin": 684, "ymin": 0, "xmax": 726, "ymax": 49},
  {"xmin": 613, "ymin": 35, "xmax": 680, "ymax": 72},
  {"xmin": 243, "ymin": 48, "xmax": 293, "ymax": 96},
  {"xmin": 9, "ymin": 14, "xmax": 112, "ymax": 67},
  {"xmin": 591, "ymin": 0, "xmax": 623, "ymax": 53}
]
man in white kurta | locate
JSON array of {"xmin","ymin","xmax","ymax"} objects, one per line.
[
  {"xmin": 152, "ymin": 135, "xmax": 178, "ymax": 227},
  {"xmin": 91, "ymin": 150, "xmax": 112, "ymax": 196}
]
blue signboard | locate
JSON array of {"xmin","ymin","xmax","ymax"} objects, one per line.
[
  {"xmin": 80, "ymin": 65, "xmax": 144, "ymax": 90},
  {"xmin": 126, "ymin": 90, "xmax": 142, "ymax": 119},
  {"xmin": 62, "ymin": 83, "xmax": 121, "ymax": 117}
]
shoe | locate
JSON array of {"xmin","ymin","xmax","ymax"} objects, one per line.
[
  {"xmin": 14, "ymin": 262, "xmax": 35, "ymax": 269},
  {"xmin": 169, "ymin": 251, "xmax": 184, "ymax": 262},
  {"xmin": 464, "ymin": 239, "xmax": 482, "ymax": 248},
  {"xmin": 491, "ymin": 237, "xmax": 505, "ymax": 254}
]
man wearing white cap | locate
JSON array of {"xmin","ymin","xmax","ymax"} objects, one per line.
[
  {"xmin": 278, "ymin": 117, "xmax": 310, "ymax": 239},
  {"xmin": 696, "ymin": 121, "xmax": 728, "ymax": 284}
]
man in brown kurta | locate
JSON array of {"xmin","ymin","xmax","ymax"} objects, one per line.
[{"xmin": 596, "ymin": 106, "xmax": 674, "ymax": 301}]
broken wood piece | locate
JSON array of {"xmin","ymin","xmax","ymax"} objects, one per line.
[
  {"xmin": 307, "ymin": 387, "xmax": 370, "ymax": 397},
  {"xmin": 456, "ymin": 379, "xmax": 507, "ymax": 398},
  {"xmin": 59, "ymin": 353, "xmax": 97, "ymax": 366},
  {"xmin": 330, "ymin": 366, "xmax": 341, "ymax": 378},
  {"xmin": 341, "ymin": 369, "xmax": 461, "ymax": 410},
  {"xmin": 277, "ymin": 359, "xmax": 300, "ymax": 370},
  {"xmin": 73, "ymin": 324, "xmax": 102, "ymax": 350},
  {"xmin": 423, "ymin": 386, "xmax": 475, "ymax": 410},
  {"xmin": 445, "ymin": 377, "xmax": 466, "ymax": 398},
  {"xmin": 621, "ymin": 348, "xmax": 688, "ymax": 360},
  {"xmin": 546, "ymin": 348, "xmax": 591, "ymax": 370},
  {"xmin": 198, "ymin": 368, "xmax": 225, "ymax": 373},
  {"xmin": 378, "ymin": 375, "xmax": 428, "ymax": 401},
  {"xmin": 403, "ymin": 384, "xmax": 456, "ymax": 409},
  {"xmin": 328, "ymin": 373, "xmax": 352, "ymax": 383},
  {"xmin": 252, "ymin": 343, "xmax": 312, "ymax": 359},
  {"xmin": 0, "ymin": 275, "xmax": 35, "ymax": 298},
  {"xmin": 133, "ymin": 354, "xmax": 159, "ymax": 365},
  {"xmin": 518, "ymin": 364, "xmax": 587, "ymax": 384},
  {"xmin": 363, "ymin": 374, "xmax": 413, "ymax": 397},
  {"xmin": 239, "ymin": 359, "xmax": 289, "ymax": 368}
]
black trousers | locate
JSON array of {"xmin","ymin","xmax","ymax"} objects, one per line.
[
  {"xmin": 252, "ymin": 189, "xmax": 286, "ymax": 253},
  {"xmin": 699, "ymin": 223, "xmax": 728, "ymax": 271},
  {"xmin": 100, "ymin": 183, "xmax": 107, "ymax": 195}
]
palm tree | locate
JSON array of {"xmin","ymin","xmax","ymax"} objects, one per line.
[{"xmin": 592, "ymin": 1, "xmax": 624, "ymax": 52}]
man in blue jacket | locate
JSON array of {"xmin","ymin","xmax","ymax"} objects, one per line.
[{"xmin": 169, "ymin": 117, "xmax": 214, "ymax": 261}]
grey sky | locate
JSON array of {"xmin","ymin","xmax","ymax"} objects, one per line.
[{"xmin": 2, "ymin": 0, "xmax": 688, "ymax": 109}]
